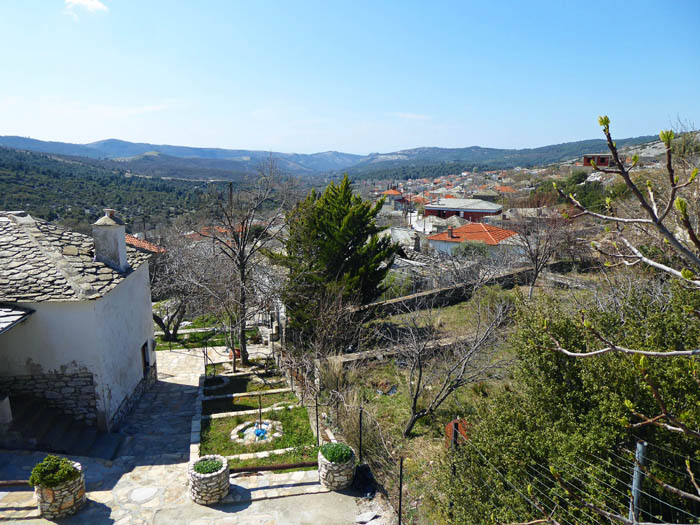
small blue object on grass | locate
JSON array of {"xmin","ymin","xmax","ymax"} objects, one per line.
[{"xmin": 254, "ymin": 427, "xmax": 267, "ymax": 439}]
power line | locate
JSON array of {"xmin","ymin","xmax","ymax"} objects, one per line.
[
  {"xmin": 580, "ymin": 451, "xmax": 700, "ymax": 521},
  {"xmin": 528, "ymin": 460, "xmax": 627, "ymax": 524}
]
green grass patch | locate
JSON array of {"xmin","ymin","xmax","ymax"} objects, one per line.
[
  {"xmin": 200, "ymin": 406, "xmax": 315, "ymax": 456},
  {"xmin": 203, "ymin": 391, "xmax": 297, "ymax": 415},
  {"xmin": 228, "ymin": 446, "xmax": 318, "ymax": 472}
]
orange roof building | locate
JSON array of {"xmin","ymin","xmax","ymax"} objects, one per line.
[
  {"xmin": 125, "ymin": 234, "xmax": 165, "ymax": 254},
  {"xmin": 427, "ymin": 223, "xmax": 519, "ymax": 255},
  {"xmin": 494, "ymin": 185, "xmax": 515, "ymax": 193}
]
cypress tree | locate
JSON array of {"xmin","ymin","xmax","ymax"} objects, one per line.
[{"xmin": 277, "ymin": 174, "xmax": 398, "ymax": 345}]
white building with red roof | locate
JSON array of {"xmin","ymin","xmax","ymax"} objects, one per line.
[{"xmin": 427, "ymin": 222, "xmax": 521, "ymax": 256}]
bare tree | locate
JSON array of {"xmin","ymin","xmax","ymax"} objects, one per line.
[
  {"xmin": 506, "ymin": 194, "xmax": 568, "ymax": 299},
  {"xmin": 198, "ymin": 158, "xmax": 290, "ymax": 366},
  {"xmin": 374, "ymin": 290, "xmax": 511, "ymax": 437},
  {"xmin": 150, "ymin": 231, "xmax": 202, "ymax": 341}
]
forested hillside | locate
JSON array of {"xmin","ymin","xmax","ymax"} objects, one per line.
[
  {"xmin": 0, "ymin": 147, "xmax": 213, "ymax": 233},
  {"xmin": 0, "ymin": 134, "xmax": 658, "ymax": 181}
]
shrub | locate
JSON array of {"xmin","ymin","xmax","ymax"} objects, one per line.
[
  {"xmin": 320, "ymin": 442, "xmax": 353, "ymax": 464},
  {"xmin": 29, "ymin": 455, "xmax": 80, "ymax": 487},
  {"xmin": 194, "ymin": 458, "xmax": 223, "ymax": 474}
]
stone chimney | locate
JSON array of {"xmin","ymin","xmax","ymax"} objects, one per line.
[
  {"xmin": 92, "ymin": 209, "xmax": 130, "ymax": 273},
  {"xmin": 447, "ymin": 226, "xmax": 454, "ymax": 239}
]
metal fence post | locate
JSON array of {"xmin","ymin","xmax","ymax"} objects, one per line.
[
  {"xmin": 628, "ymin": 440, "xmax": 647, "ymax": 522},
  {"xmin": 398, "ymin": 457, "xmax": 404, "ymax": 525},
  {"xmin": 258, "ymin": 394, "xmax": 262, "ymax": 426},
  {"xmin": 315, "ymin": 392, "xmax": 320, "ymax": 446},
  {"xmin": 359, "ymin": 407, "xmax": 363, "ymax": 464}
]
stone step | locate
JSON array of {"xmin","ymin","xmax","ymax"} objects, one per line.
[
  {"xmin": 87, "ymin": 432, "xmax": 124, "ymax": 461},
  {"xmin": 2, "ymin": 395, "xmax": 125, "ymax": 461},
  {"xmin": 47, "ymin": 417, "xmax": 83, "ymax": 453},
  {"xmin": 31, "ymin": 407, "xmax": 62, "ymax": 445},
  {"xmin": 71, "ymin": 425, "xmax": 98, "ymax": 456}
]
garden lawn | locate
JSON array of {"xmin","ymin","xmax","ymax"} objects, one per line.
[
  {"xmin": 203, "ymin": 391, "xmax": 297, "ymax": 415},
  {"xmin": 200, "ymin": 406, "xmax": 315, "ymax": 457},
  {"xmin": 228, "ymin": 447, "xmax": 319, "ymax": 472}
]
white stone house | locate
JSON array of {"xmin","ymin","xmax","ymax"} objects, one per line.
[{"xmin": 0, "ymin": 210, "xmax": 156, "ymax": 431}]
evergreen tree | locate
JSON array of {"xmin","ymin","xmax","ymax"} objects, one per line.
[{"xmin": 276, "ymin": 174, "xmax": 398, "ymax": 347}]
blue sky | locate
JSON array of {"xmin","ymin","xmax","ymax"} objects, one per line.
[{"xmin": 1, "ymin": 1, "xmax": 699, "ymax": 154}]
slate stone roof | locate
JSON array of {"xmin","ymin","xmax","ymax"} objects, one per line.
[
  {"xmin": 0, "ymin": 211, "xmax": 150, "ymax": 303},
  {"xmin": 0, "ymin": 304, "xmax": 33, "ymax": 334}
]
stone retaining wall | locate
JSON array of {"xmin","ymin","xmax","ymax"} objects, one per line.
[
  {"xmin": 188, "ymin": 455, "xmax": 229, "ymax": 505},
  {"xmin": 34, "ymin": 462, "xmax": 86, "ymax": 519},
  {"xmin": 0, "ymin": 372, "xmax": 97, "ymax": 425}
]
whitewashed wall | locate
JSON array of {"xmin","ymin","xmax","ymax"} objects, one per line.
[{"xmin": 0, "ymin": 263, "xmax": 155, "ymax": 430}]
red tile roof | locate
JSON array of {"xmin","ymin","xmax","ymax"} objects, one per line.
[
  {"xmin": 427, "ymin": 223, "xmax": 517, "ymax": 245},
  {"xmin": 125, "ymin": 234, "xmax": 165, "ymax": 253},
  {"xmin": 494, "ymin": 185, "xmax": 515, "ymax": 193},
  {"xmin": 382, "ymin": 189, "xmax": 402, "ymax": 196}
]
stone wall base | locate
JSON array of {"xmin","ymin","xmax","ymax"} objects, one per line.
[
  {"xmin": 0, "ymin": 372, "xmax": 97, "ymax": 425},
  {"xmin": 109, "ymin": 362, "xmax": 158, "ymax": 431}
]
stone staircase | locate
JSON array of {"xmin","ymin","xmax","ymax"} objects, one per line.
[{"xmin": 0, "ymin": 396, "xmax": 124, "ymax": 460}]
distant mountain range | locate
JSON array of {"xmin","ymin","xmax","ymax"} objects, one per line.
[{"xmin": 0, "ymin": 134, "xmax": 659, "ymax": 181}]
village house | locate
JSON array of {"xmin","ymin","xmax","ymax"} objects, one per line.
[
  {"xmin": 0, "ymin": 210, "xmax": 156, "ymax": 435},
  {"xmin": 426, "ymin": 222, "xmax": 520, "ymax": 257},
  {"xmin": 424, "ymin": 197, "xmax": 502, "ymax": 221},
  {"xmin": 582, "ymin": 153, "xmax": 613, "ymax": 168}
]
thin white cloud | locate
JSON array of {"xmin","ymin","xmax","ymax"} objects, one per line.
[
  {"xmin": 65, "ymin": 0, "xmax": 108, "ymax": 12},
  {"xmin": 390, "ymin": 112, "xmax": 432, "ymax": 121}
]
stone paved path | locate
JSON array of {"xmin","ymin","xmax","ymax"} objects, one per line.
[
  {"xmin": 0, "ymin": 347, "xmax": 380, "ymax": 524},
  {"xmin": 116, "ymin": 349, "xmax": 202, "ymax": 458}
]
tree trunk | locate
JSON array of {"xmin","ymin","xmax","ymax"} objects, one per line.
[
  {"xmin": 528, "ymin": 268, "xmax": 540, "ymax": 300},
  {"xmin": 239, "ymin": 265, "xmax": 250, "ymax": 366},
  {"xmin": 152, "ymin": 313, "xmax": 172, "ymax": 341},
  {"xmin": 403, "ymin": 413, "xmax": 421, "ymax": 437}
]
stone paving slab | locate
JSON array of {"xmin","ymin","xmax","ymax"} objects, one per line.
[
  {"xmin": 205, "ymin": 403, "xmax": 297, "ymax": 420},
  {"xmin": 227, "ymin": 446, "xmax": 297, "ymax": 461},
  {"xmin": 204, "ymin": 387, "xmax": 292, "ymax": 402},
  {"xmin": 225, "ymin": 470, "xmax": 326, "ymax": 503}
]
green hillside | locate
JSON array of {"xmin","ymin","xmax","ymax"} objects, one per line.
[{"xmin": 0, "ymin": 146, "xmax": 213, "ymax": 233}]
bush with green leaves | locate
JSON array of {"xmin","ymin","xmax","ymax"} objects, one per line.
[
  {"xmin": 320, "ymin": 442, "xmax": 354, "ymax": 463},
  {"xmin": 432, "ymin": 280, "xmax": 700, "ymax": 524},
  {"xmin": 194, "ymin": 458, "xmax": 223, "ymax": 474},
  {"xmin": 29, "ymin": 455, "xmax": 80, "ymax": 487}
]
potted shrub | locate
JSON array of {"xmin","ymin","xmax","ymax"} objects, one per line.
[
  {"xmin": 318, "ymin": 442, "xmax": 355, "ymax": 490},
  {"xmin": 188, "ymin": 455, "xmax": 229, "ymax": 505},
  {"xmin": 29, "ymin": 455, "xmax": 86, "ymax": 519}
]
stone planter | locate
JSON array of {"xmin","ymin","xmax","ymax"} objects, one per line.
[
  {"xmin": 318, "ymin": 448, "xmax": 356, "ymax": 491},
  {"xmin": 34, "ymin": 461, "xmax": 86, "ymax": 519},
  {"xmin": 188, "ymin": 455, "xmax": 229, "ymax": 505}
]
